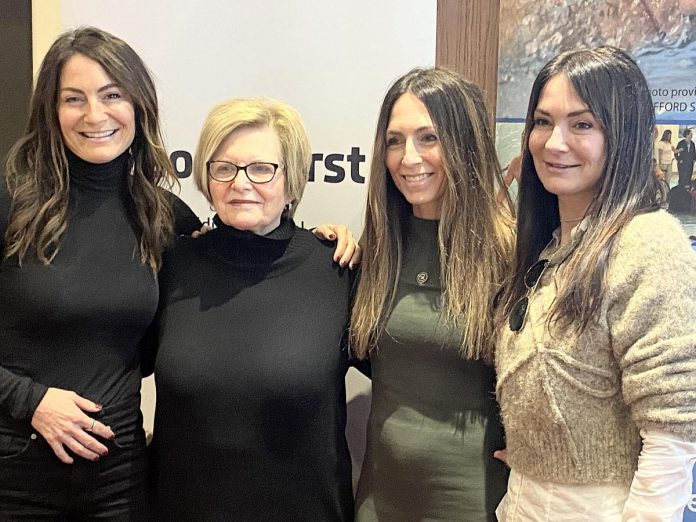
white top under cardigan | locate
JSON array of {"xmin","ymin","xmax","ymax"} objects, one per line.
[{"xmin": 496, "ymin": 429, "xmax": 696, "ymax": 521}]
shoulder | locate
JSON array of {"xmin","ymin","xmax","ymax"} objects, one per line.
[
  {"xmin": 158, "ymin": 233, "xmax": 214, "ymax": 296},
  {"xmin": 295, "ymin": 227, "xmax": 334, "ymax": 249},
  {"xmin": 291, "ymin": 227, "xmax": 351, "ymax": 280},
  {"xmin": 608, "ymin": 210, "xmax": 696, "ymax": 289},
  {"xmin": 160, "ymin": 234, "xmax": 203, "ymax": 276},
  {"xmin": 617, "ymin": 210, "xmax": 690, "ymax": 255},
  {"xmin": 158, "ymin": 187, "xmax": 202, "ymax": 236}
]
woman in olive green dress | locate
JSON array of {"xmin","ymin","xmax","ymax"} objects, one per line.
[{"xmin": 351, "ymin": 68, "xmax": 513, "ymax": 521}]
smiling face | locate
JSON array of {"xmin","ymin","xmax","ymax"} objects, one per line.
[
  {"xmin": 58, "ymin": 54, "xmax": 135, "ymax": 164},
  {"xmin": 208, "ymin": 125, "xmax": 290, "ymax": 235},
  {"xmin": 385, "ymin": 92, "xmax": 446, "ymax": 220},
  {"xmin": 528, "ymin": 74, "xmax": 606, "ymax": 217}
]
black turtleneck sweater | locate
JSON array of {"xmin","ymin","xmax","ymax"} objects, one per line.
[
  {"xmin": 0, "ymin": 151, "xmax": 201, "ymax": 429},
  {"xmin": 146, "ymin": 216, "xmax": 354, "ymax": 521}
]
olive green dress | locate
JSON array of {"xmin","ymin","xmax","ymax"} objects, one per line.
[{"xmin": 354, "ymin": 216, "xmax": 508, "ymax": 522}]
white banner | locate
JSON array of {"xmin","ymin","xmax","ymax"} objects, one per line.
[{"xmin": 59, "ymin": 0, "xmax": 437, "ymax": 235}]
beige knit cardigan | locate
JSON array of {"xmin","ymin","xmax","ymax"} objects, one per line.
[{"xmin": 496, "ymin": 210, "xmax": 696, "ymax": 484}]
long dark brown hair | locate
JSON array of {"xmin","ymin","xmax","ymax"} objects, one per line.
[
  {"xmin": 4, "ymin": 26, "xmax": 175, "ymax": 270},
  {"xmin": 350, "ymin": 67, "xmax": 515, "ymax": 361},
  {"xmin": 498, "ymin": 46, "xmax": 660, "ymax": 333}
]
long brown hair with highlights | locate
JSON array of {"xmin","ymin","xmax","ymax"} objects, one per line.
[
  {"xmin": 4, "ymin": 26, "xmax": 175, "ymax": 270},
  {"xmin": 350, "ymin": 68, "xmax": 515, "ymax": 361}
]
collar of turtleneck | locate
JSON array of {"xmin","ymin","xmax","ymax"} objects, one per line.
[
  {"xmin": 208, "ymin": 214, "xmax": 314, "ymax": 276},
  {"xmin": 66, "ymin": 149, "xmax": 130, "ymax": 193}
]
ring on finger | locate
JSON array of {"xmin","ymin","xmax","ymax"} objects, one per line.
[{"xmin": 87, "ymin": 419, "xmax": 96, "ymax": 432}]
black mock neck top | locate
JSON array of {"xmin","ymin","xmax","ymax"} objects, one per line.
[
  {"xmin": 0, "ymin": 151, "xmax": 201, "ymax": 428},
  {"xmin": 146, "ymin": 217, "xmax": 355, "ymax": 521}
]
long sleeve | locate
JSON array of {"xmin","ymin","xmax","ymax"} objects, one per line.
[
  {"xmin": 607, "ymin": 211, "xmax": 696, "ymax": 440},
  {"xmin": 622, "ymin": 428, "xmax": 696, "ymax": 521},
  {"xmin": 0, "ymin": 369, "xmax": 48, "ymax": 421},
  {"xmin": 0, "ymin": 177, "xmax": 48, "ymax": 421},
  {"xmin": 139, "ymin": 318, "xmax": 159, "ymax": 379}
]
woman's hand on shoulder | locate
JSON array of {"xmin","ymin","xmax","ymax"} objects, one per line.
[
  {"xmin": 313, "ymin": 224, "xmax": 361, "ymax": 269},
  {"xmin": 190, "ymin": 224, "xmax": 211, "ymax": 239},
  {"xmin": 31, "ymin": 387, "xmax": 115, "ymax": 464}
]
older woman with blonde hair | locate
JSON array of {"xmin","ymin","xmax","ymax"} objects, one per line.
[
  {"xmin": 351, "ymin": 67, "xmax": 514, "ymax": 521},
  {"xmin": 144, "ymin": 97, "xmax": 357, "ymax": 520}
]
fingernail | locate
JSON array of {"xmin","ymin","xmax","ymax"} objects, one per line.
[
  {"xmin": 329, "ymin": 234, "xmax": 336, "ymax": 240},
  {"xmin": 93, "ymin": 455, "xmax": 100, "ymax": 461},
  {"xmin": 95, "ymin": 404, "xmax": 103, "ymax": 410}
]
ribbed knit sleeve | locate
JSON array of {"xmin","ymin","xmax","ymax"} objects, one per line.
[{"xmin": 607, "ymin": 211, "xmax": 696, "ymax": 440}]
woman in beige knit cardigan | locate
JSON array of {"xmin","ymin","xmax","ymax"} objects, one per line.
[{"xmin": 495, "ymin": 46, "xmax": 696, "ymax": 521}]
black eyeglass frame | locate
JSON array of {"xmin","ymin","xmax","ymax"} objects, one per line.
[
  {"xmin": 508, "ymin": 258, "xmax": 550, "ymax": 332},
  {"xmin": 206, "ymin": 160, "xmax": 282, "ymax": 184}
]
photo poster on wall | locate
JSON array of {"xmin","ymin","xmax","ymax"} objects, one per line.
[
  {"xmin": 495, "ymin": 0, "xmax": 696, "ymax": 240},
  {"xmin": 495, "ymin": 1, "xmax": 696, "ymax": 519}
]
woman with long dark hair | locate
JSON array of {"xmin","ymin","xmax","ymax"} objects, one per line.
[
  {"xmin": 0, "ymin": 26, "xmax": 202, "ymax": 518},
  {"xmin": 495, "ymin": 46, "xmax": 696, "ymax": 520},
  {"xmin": 351, "ymin": 68, "xmax": 514, "ymax": 521}
]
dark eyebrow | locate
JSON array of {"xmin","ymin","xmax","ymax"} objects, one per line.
[
  {"xmin": 534, "ymin": 108, "xmax": 593, "ymax": 118},
  {"xmin": 59, "ymin": 83, "xmax": 121, "ymax": 94},
  {"xmin": 386, "ymin": 126, "xmax": 436, "ymax": 134}
]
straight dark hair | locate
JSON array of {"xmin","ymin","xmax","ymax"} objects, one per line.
[{"xmin": 499, "ymin": 46, "xmax": 660, "ymax": 332}]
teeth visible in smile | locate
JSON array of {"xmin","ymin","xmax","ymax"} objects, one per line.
[
  {"xmin": 404, "ymin": 173, "xmax": 432, "ymax": 181},
  {"xmin": 81, "ymin": 130, "xmax": 117, "ymax": 138}
]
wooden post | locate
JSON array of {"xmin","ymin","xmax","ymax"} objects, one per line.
[{"xmin": 436, "ymin": 0, "xmax": 500, "ymax": 127}]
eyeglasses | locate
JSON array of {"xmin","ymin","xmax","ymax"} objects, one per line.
[
  {"xmin": 508, "ymin": 258, "xmax": 550, "ymax": 332},
  {"xmin": 206, "ymin": 161, "xmax": 282, "ymax": 184}
]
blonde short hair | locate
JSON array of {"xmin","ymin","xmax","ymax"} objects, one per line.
[{"xmin": 193, "ymin": 97, "xmax": 311, "ymax": 217}]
